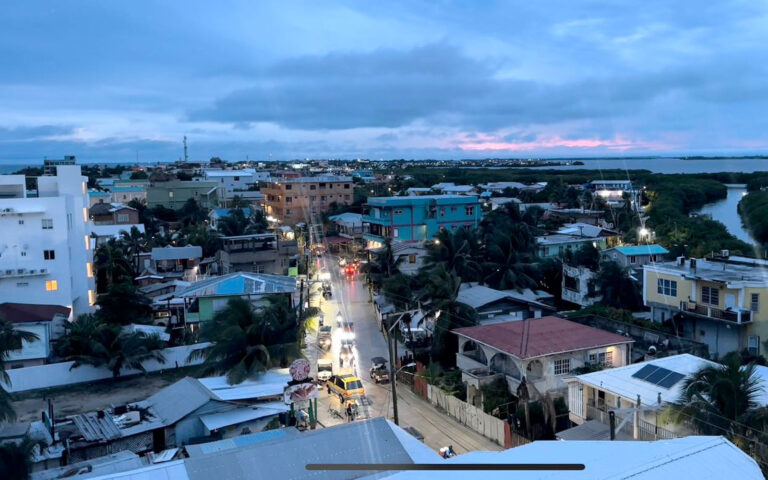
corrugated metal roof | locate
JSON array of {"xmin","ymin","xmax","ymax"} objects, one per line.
[
  {"xmin": 198, "ymin": 403, "xmax": 290, "ymax": 431},
  {"xmin": 178, "ymin": 272, "xmax": 296, "ymax": 298},
  {"xmin": 612, "ymin": 244, "xmax": 669, "ymax": 256},
  {"xmin": 198, "ymin": 370, "xmax": 291, "ymax": 401},
  {"xmin": 184, "ymin": 428, "xmax": 299, "ymax": 457},
  {"xmin": 72, "ymin": 412, "xmax": 122, "ymax": 441},
  {"xmin": 139, "ymin": 377, "xmax": 213, "ymax": 426},
  {"xmin": 151, "ymin": 246, "xmax": 203, "ymax": 261}
]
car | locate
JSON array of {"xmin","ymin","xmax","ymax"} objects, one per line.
[
  {"xmin": 335, "ymin": 312, "xmax": 344, "ymax": 328},
  {"xmin": 339, "ymin": 345, "xmax": 355, "ymax": 367},
  {"xmin": 369, "ymin": 357, "xmax": 390, "ymax": 384},
  {"xmin": 318, "ymin": 326, "xmax": 332, "ymax": 350},
  {"xmin": 317, "ymin": 359, "xmax": 333, "ymax": 382},
  {"xmin": 326, "ymin": 374, "xmax": 365, "ymax": 401},
  {"xmin": 344, "ymin": 264, "xmax": 356, "ymax": 276},
  {"xmin": 341, "ymin": 321, "xmax": 355, "ymax": 340}
]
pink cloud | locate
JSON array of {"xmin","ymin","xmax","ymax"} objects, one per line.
[{"xmin": 456, "ymin": 134, "xmax": 672, "ymax": 152}]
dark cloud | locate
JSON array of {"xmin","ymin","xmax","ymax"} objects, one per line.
[{"xmin": 0, "ymin": 125, "xmax": 75, "ymax": 142}]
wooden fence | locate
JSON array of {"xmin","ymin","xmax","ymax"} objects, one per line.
[{"xmin": 427, "ymin": 384, "xmax": 506, "ymax": 446}]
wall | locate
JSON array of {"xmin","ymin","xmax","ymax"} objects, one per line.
[
  {"xmin": 644, "ymin": 270, "xmax": 692, "ymax": 308},
  {"xmin": 427, "ymin": 384, "xmax": 506, "ymax": 446},
  {"xmin": 0, "ymin": 343, "xmax": 210, "ymax": 393}
]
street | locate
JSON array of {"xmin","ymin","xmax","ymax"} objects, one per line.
[{"xmin": 306, "ymin": 253, "xmax": 501, "ymax": 454}]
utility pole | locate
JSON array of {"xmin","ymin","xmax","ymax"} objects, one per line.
[
  {"xmin": 183, "ymin": 136, "xmax": 188, "ymax": 163},
  {"xmin": 387, "ymin": 321, "xmax": 399, "ymax": 425}
]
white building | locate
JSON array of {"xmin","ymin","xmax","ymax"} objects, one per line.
[
  {"xmin": 203, "ymin": 169, "xmax": 269, "ymax": 195},
  {"xmin": 0, "ymin": 166, "xmax": 96, "ymax": 318}
]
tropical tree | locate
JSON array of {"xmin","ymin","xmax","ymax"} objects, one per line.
[
  {"xmin": 0, "ymin": 436, "xmax": 42, "ymax": 480},
  {"xmin": 367, "ymin": 239, "xmax": 404, "ymax": 288},
  {"xmin": 419, "ymin": 264, "xmax": 477, "ymax": 366},
  {"xmin": 383, "ymin": 273, "xmax": 414, "ymax": 309},
  {"xmin": 180, "ymin": 223, "xmax": 222, "ymax": 257},
  {"xmin": 217, "ymin": 209, "xmax": 268, "ymax": 237},
  {"xmin": 178, "ymin": 198, "xmax": 207, "ymax": 226},
  {"xmin": 229, "ymin": 195, "xmax": 249, "ymax": 209},
  {"xmin": 95, "ymin": 282, "xmax": 153, "ymax": 325},
  {"xmin": 189, "ymin": 297, "xmax": 307, "ymax": 384},
  {"xmin": 665, "ymin": 359, "xmax": 767, "ymax": 438},
  {"xmin": 483, "ymin": 228, "xmax": 539, "ymax": 291},
  {"xmin": 94, "ymin": 241, "xmax": 132, "ymax": 291},
  {"xmin": 422, "ymin": 228, "xmax": 480, "ymax": 281},
  {"xmin": 65, "ymin": 324, "xmax": 166, "ymax": 378},
  {"xmin": 589, "ymin": 261, "xmax": 643, "ymax": 310},
  {"xmin": 0, "ymin": 320, "xmax": 39, "ymax": 422},
  {"xmin": 119, "ymin": 226, "xmax": 149, "ymax": 277}
]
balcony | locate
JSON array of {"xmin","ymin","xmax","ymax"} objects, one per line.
[
  {"xmin": 461, "ymin": 367, "xmax": 503, "ymax": 389},
  {"xmin": 681, "ymin": 301, "xmax": 752, "ymax": 324}
]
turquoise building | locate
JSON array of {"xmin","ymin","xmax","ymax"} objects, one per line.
[{"xmin": 363, "ymin": 195, "xmax": 481, "ymax": 248}]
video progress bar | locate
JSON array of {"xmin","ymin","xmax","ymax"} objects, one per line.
[{"xmin": 306, "ymin": 463, "xmax": 585, "ymax": 471}]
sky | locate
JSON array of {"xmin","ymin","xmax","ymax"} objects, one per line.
[{"xmin": 2, "ymin": 1, "xmax": 768, "ymax": 163}]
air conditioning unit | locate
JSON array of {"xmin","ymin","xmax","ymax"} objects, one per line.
[
  {"xmin": 16, "ymin": 269, "xmax": 25, "ymax": 274},
  {"xmin": 2, "ymin": 208, "xmax": 12, "ymax": 213},
  {"xmin": 40, "ymin": 268, "xmax": 47, "ymax": 274},
  {"xmin": 4, "ymin": 270, "xmax": 12, "ymax": 275},
  {"xmin": 28, "ymin": 269, "xmax": 36, "ymax": 274}
]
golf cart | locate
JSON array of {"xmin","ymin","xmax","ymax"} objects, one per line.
[
  {"xmin": 322, "ymin": 281, "xmax": 332, "ymax": 299},
  {"xmin": 318, "ymin": 326, "xmax": 332, "ymax": 350},
  {"xmin": 369, "ymin": 357, "xmax": 390, "ymax": 384},
  {"xmin": 317, "ymin": 358, "xmax": 333, "ymax": 382}
]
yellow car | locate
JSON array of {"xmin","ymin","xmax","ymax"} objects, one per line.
[{"xmin": 326, "ymin": 374, "xmax": 365, "ymax": 400}]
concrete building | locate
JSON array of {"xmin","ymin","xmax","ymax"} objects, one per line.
[
  {"xmin": 602, "ymin": 244, "xmax": 669, "ymax": 268},
  {"xmin": 564, "ymin": 354, "xmax": 717, "ymax": 441},
  {"xmin": 363, "ymin": 195, "xmax": 481, "ymax": 249},
  {"xmin": 262, "ymin": 175, "xmax": 353, "ymax": 225},
  {"xmin": 216, "ymin": 233, "xmax": 298, "ymax": 275},
  {"xmin": 535, "ymin": 234, "xmax": 601, "ymax": 258},
  {"xmin": 457, "ymin": 283, "xmax": 555, "ymax": 324},
  {"xmin": 203, "ymin": 169, "xmax": 269, "ymax": 196},
  {"xmin": 139, "ymin": 246, "xmax": 203, "ymax": 284},
  {"xmin": 87, "ymin": 189, "xmax": 111, "ymax": 207},
  {"xmin": 89, "ymin": 202, "xmax": 139, "ymax": 225},
  {"xmin": 208, "ymin": 207, "xmax": 252, "ymax": 231},
  {"xmin": 147, "ymin": 181, "xmax": 220, "ymax": 210},
  {"xmin": 430, "ymin": 182, "xmax": 476, "ymax": 195},
  {"xmin": 110, "ymin": 185, "xmax": 147, "ymax": 204},
  {"xmin": 455, "ymin": 317, "xmax": 633, "ymax": 406},
  {"xmin": 586, "ymin": 179, "xmax": 639, "ymax": 206},
  {"xmin": 643, "ymin": 254, "xmax": 768, "ymax": 358},
  {"xmin": 562, "ymin": 264, "xmax": 599, "ymax": 307},
  {"xmin": 0, "ymin": 165, "xmax": 96, "ymax": 317}
]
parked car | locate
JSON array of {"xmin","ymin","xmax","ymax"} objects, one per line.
[
  {"xmin": 326, "ymin": 374, "xmax": 365, "ymax": 401},
  {"xmin": 317, "ymin": 359, "xmax": 333, "ymax": 382}
]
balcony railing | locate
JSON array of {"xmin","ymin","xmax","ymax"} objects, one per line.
[
  {"xmin": 585, "ymin": 405, "xmax": 678, "ymax": 441},
  {"xmin": 681, "ymin": 301, "xmax": 752, "ymax": 324}
]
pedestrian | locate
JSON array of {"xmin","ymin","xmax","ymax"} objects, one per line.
[{"xmin": 346, "ymin": 403, "xmax": 353, "ymax": 422}]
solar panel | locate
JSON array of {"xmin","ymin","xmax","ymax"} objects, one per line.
[
  {"xmin": 645, "ymin": 367, "xmax": 674, "ymax": 385},
  {"xmin": 657, "ymin": 371, "xmax": 685, "ymax": 389},
  {"xmin": 631, "ymin": 364, "xmax": 659, "ymax": 380}
]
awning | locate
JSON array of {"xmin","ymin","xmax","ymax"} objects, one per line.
[
  {"xmin": 323, "ymin": 235, "xmax": 350, "ymax": 245},
  {"xmin": 200, "ymin": 403, "xmax": 290, "ymax": 431}
]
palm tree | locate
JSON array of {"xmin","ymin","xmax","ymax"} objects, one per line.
[
  {"xmin": 367, "ymin": 239, "xmax": 404, "ymax": 288},
  {"xmin": 119, "ymin": 226, "xmax": 149, "ymax": 277},
  {"xmin": 188, "ymin": 297, "xmax": 305, "ymax": 384},
  {"xmin": 94, "ymin": 241, "xmax": 132, "ymax": 291},
  {"xmin": 66, "ymin": 324, "xmax": 166, "ymax": 378},
  {"xmin": 0, "ymin": 436, "xmax": 42, "ymax": 480},
  {"xmin": 422, "ymin": 228, "xmax": 481, "ymax": 281},
  {"xmin": 0, "ymin": 320, "xmax": 39, "ymax": 422},
  {"xmin": 589, "ymin": 261, "xmax": 643, "ymax": 310},
  {"xmin": 419, "ymin": 264, "xmax": 477, "ymax": 366},
  {"xmin": 54, "ymin": 314, "xmax": 101, "ymax": 359},
  {"xmin": 665, "ymin": 359, "xmax": 765, "ymax": 437},
  {"xmin": 483, "ymin": 229, "xmax": 539, "ymax": 292}
]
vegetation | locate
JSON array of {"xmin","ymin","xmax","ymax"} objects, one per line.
[
  {"xmin": 0, "ymin": 436, "xmax": 40, "ymax": 480},
  {"xmin": 0, "ymin": 321, "xmax": 39, "ymax": 422},
  {"xmin": 739, "ymin": 190, "xmax": 768, "ymax": 247},
  {"xmin": 217, "ymin": 208, "xmax": 268, "ymax": 237},
  {"xmin": 589, "ymin": 261, "xmax": 643, "ymax": 310},
  {"xmin": 480, "ymin": 377, "xmax": 514, "ymax": 416},
  {"xmin": 189, "ymin": 296, "xmax": 316, "ymax": 384}
]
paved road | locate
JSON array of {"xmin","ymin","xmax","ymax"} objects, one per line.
[{"xmin": 307, "ymin": 254, "xmax": 501, "ymax": 454}]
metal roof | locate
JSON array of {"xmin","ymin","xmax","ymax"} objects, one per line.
[
  {"xmin": 134, "ymin": 377, "xmax": 213, "ymax": 427},
  {"xmin": 184, "ymin": 428, "xmax": 300, "ymax": 457},
  {"xmin": 198, "ymin": 402, "xmax": 290, "ymax": 431},
  {"xmin": 197, "ymin": 370, "xmax": 291, "ymax": 401},
  {"xmin": 610, "ymin": 244, "xmax": 669, "ymax": 256},
  {"xmin": 178, "ymin": 272, "xmax": 296, "ymax": 298},
  {"xmin": 151, "ymin": 245, "xmax": 203, "ymax": 261}
]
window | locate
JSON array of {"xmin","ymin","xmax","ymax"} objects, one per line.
[
  {"xmin": 701, "ymin": 286, "xmax": 719, "ymax": 305},
  {"xmin": 310, "ymin": 196, "xmax": 316, "ymax": 201},
  {"xmin": 589, "ymin": 352, "xmax": 613, "ymax": 367},
  {"xmin": 628, "ymin": 255, "xmax": 637, "ymax": 264},
  {"xmin": 344, "ymin": 184, "xmax": 350, "ymax": 189},
  {"xmin": 45, "ymin": 280, "xmax": 58, "ymax": 291},
  {"xmin": 16, "ymin": 282, "xmax": 28, "ymax": 287},
  {"xmin": 409, "ymin": 255, "xmax": 416, "ymax": 264},
  {"xmin": 117, "ymin": 214, "xmax": 129, "ymax": 223},
  {"xmin": 168, "ymin": 191, "xmax": 174, "ymax": 198},
  {"xmin": 465, "ymin": 206, "xmax": 474, "ymax": 216},
  {"xmin": 82, "ymin": 207, "xmax": 88, "ymax": 223},
  {"xmin": 286, "ymin": 184, "xmax": 292, "ymax": 190},
  {"xmin": 657, "ymin": 278, "xmax": 677, "ymax": 297},
  {"xmin": 233, "ymin": 176, "xmax": 240, "ymax": 181},
  {"xmin": 86, "ymin": 262, "xmax": 94, "ymax": 278},
  {"xmin": 440, "ymin": 207, "xmax": 445, "ymax": 217},
  {"xmin": 321, "ymin": 196, "xmax": 327, "ymax": 201},
  {"xmin": 554, "ymin": 359, "xmax": 571, "ymax": 375},
  {"xmin": 310, "ymin": 185, "xmax": 316, "ymax": 190},
  {"xmin": 751, "ymin": 293, "xmax": 760, "ymax": 312},
  {"xmin": 88, "ymin": 290, "xmax": 96, "ymax": 306},
  {"xmin": 285, "ymin": 209, "xmax": 292, "ymax": 215},
  {"xmin": 17, "ymin": 218, "xmax": 23, "ymax": 225},
  {"xmin": 319, "ymin": 183, "xmax": 326, "ymax": 188},
  {"xmin": 85, "ymin": 236, "xmax": 90, "ymax": 250},
  {"xmin": 42, "ymin": 218, "xmax": 53, "ymax": 229},
  {"xmin": 44, "ymin": 250, "xmax": 55, "ymax": 260},
  {"xmin": 393, "ymin": 228, "xmax": 399, "ymax": 238},
  {"xmin": 451, "ymin": 206, "xmax": 457, "ymax": 213},
  {"xmin": 748, "ymin": 335, "xmax": 760, "ymax": 356},
  {"xmin": 394, "ymin": 209, "xmax": 403, "ymax": 215},
  {"xmin": 286, "ymin": 197, "xmax": 292, "ymax": 203},
  {"xmin": 20, "ymin": 251, "xmax": 27, "ymax": 257}
]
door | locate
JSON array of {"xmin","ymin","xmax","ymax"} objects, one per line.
[{"xmin": 725, "ymin": 293, "xmax": 736, "ymax": 310}]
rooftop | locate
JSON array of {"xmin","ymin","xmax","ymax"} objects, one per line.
[
  {"xmin": 91, "ymin": 224, "xmax": 145, "ymax": 239},
  {"xmin": 197, "ymin": 370, "xmax": 291, "ymax": 401},
  {"xmin": 367, "ymin": 194, "xmax": 478, "ymax": 206},
  {"xmin": 270, "ymin": 175, "xmax": 351, "ymax": 183},
  {"xmin": 151, "ymin": 245, "xmax": 203, "ymax": 261},
  {"xmin": 457, "ymin": 284, "xmax": 553, "ymax": 311},
  {"xmin": 0, "ymin": 303, "xmax": 70, "ymax": 324},
  {"xmin": 570, "ymin": 353, "xmax": 719, "ymax": 406},
  {"xmin": 454, "ymin": 316, "xmax": 632, "ymax": 360},
  {"xmin": 110, "ymin": 186, "xmax": 146, "ymax": 192},
  {"xmin": 610, "ymin": 244, "xmax": 669, "ymax": 256},
  {"xmin": 210, "ymin": 207, "xmax": 252, "ymax": 218},
  {"xmin": 644, "ymin": 256, "xmax": 768, "ymax": 285},
  {"xmin": 536, "ymin": 234, "xmax": 597, "ymax": 246},
  {"xmin": 178, "ymin": 272, "xmax": 296, "ymax": 298},
  {"xmin": 556, "ymin": 223, "xmax": 618, "ymax": 238}
]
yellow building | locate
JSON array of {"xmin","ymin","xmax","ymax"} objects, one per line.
[{"xmin": 643, "ymin": 254, "xmax": 768, "ymax": 358}]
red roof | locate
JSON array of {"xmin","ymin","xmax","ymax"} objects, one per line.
[
  {"xmin": 0, "ymin": 303, "xmax": 71, "ymax": 324},
  {"xmin": 454, "ymin": 316, "xmax": 633, "ymax": 359}
]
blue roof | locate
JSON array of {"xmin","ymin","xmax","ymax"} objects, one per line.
[
  {"xmin": 179, "ymin": 272, "xmax": 296, "ymax": 298},
  {"xmin": 111, "ymin": 186, "xmax": 145, "ymax": 192},
  {"xmin": 613, "ymin": 244, "xmax": 669, "ymax": 256},
  {"xmin": 211, "ymin": 208, "xmax": 252, "ymax": 218},
  {"xmin": 88, "ymin": 190, "xmax": 110, "ymax": 197}
]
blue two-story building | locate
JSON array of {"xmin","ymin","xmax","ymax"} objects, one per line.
[{"xmin": 363, "ymin": 195, "xmax": 481, "ymax": 248}]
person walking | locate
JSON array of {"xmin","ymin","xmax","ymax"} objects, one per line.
[{"xmin": 346, "ymin": 402, "xmax": 353, "ymax": 422}]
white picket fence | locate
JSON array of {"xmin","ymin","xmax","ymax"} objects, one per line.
[
  {"xmin": 427, "ymin": 384, "xmax": 506, "ymax": 446},
  {"xmin": 1, "ymin": 343, "xmax": 210, "ymax": 393}
]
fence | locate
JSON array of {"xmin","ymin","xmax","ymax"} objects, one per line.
[
  {"xmin": 586, "ymin": 405, "xmax": 678, "ymax": 441},
  {"xmin": 427, "ymin": 384, "xmax": 506, "ymax": 446},
  {"xmin": 1, "ymin": 343, "xmax": 210, "ymax": 393}
]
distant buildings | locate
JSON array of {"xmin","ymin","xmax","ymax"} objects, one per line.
[
  {"xmin": 586, "ymin": 179, "xmax": 639, "ymax": 206},
  {"xmin": 262, "ymin": 175, "xmax": 353, "ymax": 225},
  {"xmin": 202, "ymin": 168, "xmax": 270, "ymax": 196},
  {"xmin": 110, "ymin": 185, "xmax": 147, "ymax": 204},
  {"xmin": 216, "ymin": 233, "xmax": 298, "ymax": 275},
  {"xmin": 147, "ymin": 180, "xmax": 221, "ymax": 209},
  {"xmin": 363, "ymin": 195, "xmax": 480, "ymax": 249},
  {"xmin": 89, "ymin": 202, "xmax": 139, "ymax": 225},
  {"xmin": 0, "ymin": 165, "xmax": 96, "ymax": 318},
  {"xmin": 643, "ymin": 254, "xmax": 768, "ymax": 358}
]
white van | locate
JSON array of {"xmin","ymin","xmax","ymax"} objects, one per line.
[{"xmin": 317, "ymin": 359, "xmax": 333, "ymax": 382}]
